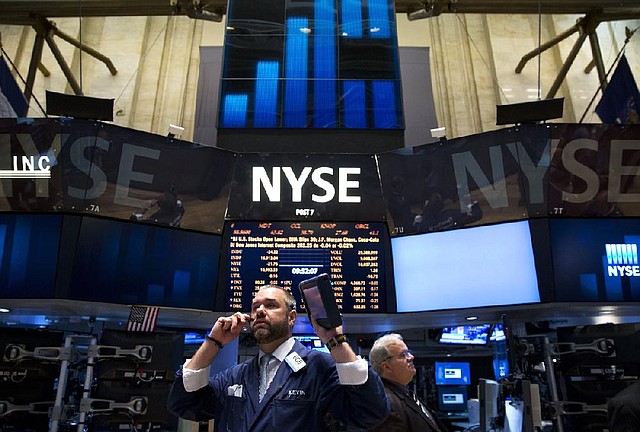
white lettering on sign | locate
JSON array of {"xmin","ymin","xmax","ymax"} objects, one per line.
[{"xmin": 252, "ymin": 166, "xmax": 361, "ymax": 203}]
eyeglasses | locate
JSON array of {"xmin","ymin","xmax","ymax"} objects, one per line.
[{"xmin": 384, "ymin": 350, "xmax": 413, "ymax": 361}]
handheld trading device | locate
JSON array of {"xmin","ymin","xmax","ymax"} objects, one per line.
[{"xmin": 298, "ymin": 273, "xmax": 342, "ymax": 329}]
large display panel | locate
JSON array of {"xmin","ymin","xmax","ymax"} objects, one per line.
[
  {"xmin": 68, "ymin": 217, "xmax": 220, "ymax": 310},
  {"xmin": 0, "ymin": 213, "xmax": 61, "ymax": 298},
  {"xmin": 219, "ymin": 221, "xmax": 392, "ymax": 313},
  {"xmin": 220, "ymin": 0, "xmax": 403, "ymax": 130},
  {"xmin": 550, "ymin": 218, "xmax": 640, "ymax": 302},
  {"xmin": 393, "ymin": 221, "xmax": 540, "ymax": 312}
]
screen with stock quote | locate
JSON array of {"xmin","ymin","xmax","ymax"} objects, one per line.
[{"xmin": 219, "ymin": 221, "xmax": 391, "ymax": 313}]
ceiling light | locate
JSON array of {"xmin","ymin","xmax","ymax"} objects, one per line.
[
  {"xmin": 0, "ymin": 308, "xmax": 11, "ymax": 313},
  {"xmin": 466, "ymin": 315, "xmax": 478, "ymax": 321}
]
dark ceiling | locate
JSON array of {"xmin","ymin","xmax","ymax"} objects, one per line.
[{"xmin": 0, "ymin": 0, "xmax": 639, "ymax": 25}]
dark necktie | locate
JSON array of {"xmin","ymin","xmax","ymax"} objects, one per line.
[{"xmin": 412, "ymin": 391, "xmax": 442, "ymax": 432}]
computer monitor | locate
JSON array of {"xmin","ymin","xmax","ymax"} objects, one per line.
[
  {"xmin": 437, "ymin": 386, "xmax": 468, "ymax": 413},
  {"xmin": 393, "ymin": 220, "xmax": 540, "ymax": 312},
  {"xmin": 293, "ymin": 334, "xmax": 329, "ymax": 353},
  {"xmin": 435, "ymin": 361, "xmax": 471, "ymax": 386},
  {"xmin": 439, "ymin": 325, "xmax": 492, "ymax": 345}
]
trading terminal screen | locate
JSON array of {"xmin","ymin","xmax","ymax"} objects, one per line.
[{"xmin": 219, "ymin": 221, "xmax": 391, "ymax": 313}]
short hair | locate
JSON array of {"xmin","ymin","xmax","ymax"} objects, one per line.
[
  {"xmin": 258, "ymin": 285, "xmax": 297, "ymax": 310},
  {"xmin": 370, "ymin": 333, "xmax": 404, "ymax": 374}
]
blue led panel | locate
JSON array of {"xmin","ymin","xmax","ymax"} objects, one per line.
[
  {"xmin": 284, "ymin": 17, "xmax": 309, "ymax": 127},
  {"xmin": 254, "ymin": 61, "xmax": 280, "ymax": 127},
  {"xmin": 340, "ymin": 0, "xmax": 363, "ymax": 38},
  {"xmin": 368, "ymin": 0, "xmax": 391, "ymax": 38},
  {"xmin": 222, "ymin": 94, "xmax": 248, "ymax": 127},
  {"xmin": 314, "ymin": 0, "xmax": 337, "ymax": 127},
  {"xmin": 373, "ymin": 80, "xmax": 397, "ymax": 128},
  {"xmin": 343, "ymin": 80, "xmax": 366, "ymax": 128}
]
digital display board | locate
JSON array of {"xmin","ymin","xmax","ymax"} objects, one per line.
[
  {"xmin": 220, "ymin": 221, "xmax": 391, "ymax": 313},
  {"xmin": 69, "ymin": 217, "xmax": 221, "ymax": 310},
  {"xmin": 393, "ymin": 220, "xmax": 541, "ymax": 312},
  {"xmin": 550, "ymin": 218, "xmax": 640, "ymax": 302}
]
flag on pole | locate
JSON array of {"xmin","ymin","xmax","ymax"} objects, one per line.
[
  {"xmin": 595, "ymin": 54, "xmax": 640, "ymax": 125},
  {"xmin": 126, "ymin": 306, "xmax": 159, "ymax": 332}
]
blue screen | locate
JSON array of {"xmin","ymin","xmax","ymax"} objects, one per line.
[
  {"xmin": 392, "ymin": 221, "xmax": 540, "ymax": 312},
  {"xmin": 69, "ymin": 217, "xmax": 220, "ymax": 310},
  {"xmin": 184, "ymin": 331, "xmax": 207, "ymax": 345},
  {"xmin": 550, "ymin": 218, "xmax": 640, "ymax": 302},
  {"xmin": 294, "ymin": 334, "xmax": 329, "ymax": 353},
  {"xmin": 435, "ymin": 361, "xmax": 471, "ymax": 385},
  {"xmin": 440, "ymin": 324, "xmax": 492, "ymax": 345},
  {"xmin": 0, "ymin": 214, "xmax": 61, "ymax": 298}
]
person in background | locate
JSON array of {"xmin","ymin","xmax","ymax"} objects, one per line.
[
  {"xmin": 368, "ymin": 333, "xmax": 448, "ymax": 432},
  {"xmin": 608, "ymin": 379, "xmax": 640, "ymax": 432},
  {"xmin": 167, "ymin": 285, "xmax": 390, "ymax": 431}
]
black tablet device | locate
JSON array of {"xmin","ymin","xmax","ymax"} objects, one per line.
[{"xmin": 298, "ymin": 273, "xmax": 342, "ymax": 329}]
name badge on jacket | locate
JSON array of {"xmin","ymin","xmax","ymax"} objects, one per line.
[
  {"xmin": 285, "ymin": 352, "xmax": 306, "ymax": 372},
  {"xmin": 227, "ymin": 384, "xmax": 243, "ymax": 397}
]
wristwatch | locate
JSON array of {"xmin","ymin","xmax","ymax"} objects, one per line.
[{"xmin": 325, "ymin": 334, "xmax": 349, "ymax": 351}]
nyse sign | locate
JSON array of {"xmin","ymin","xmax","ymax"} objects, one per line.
[
  {"xmin": 3, "ymin": 121, "xmax": 640, "ymax": 226},
  {"xmin": 228, "ymin": 153, "xmax": 385, "ymax": 221},
  {"xmin": 252, "ymin": 166, "xmax": 361, "ymax": 203}
]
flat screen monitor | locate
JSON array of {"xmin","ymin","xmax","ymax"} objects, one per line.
[
  {"xmin": 435, "ymin": 361, "xmax": 471, "ymax": 386},
  {"xmin": 0, "ymin": 213, "xmax": 61, "ymax": 298},
  {"xmin": 393, "ymin": 220, "xmax": 540, "ymax": 312},
  {"xmin": 68, "ymin": 216, "xmax": 220, "ymax": 310},
  {"xmin": 437, "ymin": 386, "xmax": 468, "ymax": 412},
  {"xmin": 184, "ymin": 331, "xmax": 208, "ymax": 346},
  {"xmin": 439, "ymin": 325, "xmax": 492, "ymax": 345},
  {"xmin": 218, "ymin": 221, "xmax": 393, "ymax": 313},
  {"xmin": 550, "ymin": 218, "xmax": 640, "ymax": 302},
  {"xmin": 293, "ymin": 334, "xmax": 329, "ymax": 353}
]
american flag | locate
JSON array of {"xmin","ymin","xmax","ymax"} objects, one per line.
[{"xmin": 126, "ymin": 306, "xmax": 159, "ymax": 332}]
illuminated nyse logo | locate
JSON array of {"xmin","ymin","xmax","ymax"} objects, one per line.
[
  {"xmin": 605, "ymin": 243, "xmax": 640, "ymax": 277},
  {"xmin": 252, "ymin": 167, "xmax": 361, "ymax": 203},
  {"xmin": 0, "ymin": 156, "xmax": 51, "ymax": 179}
]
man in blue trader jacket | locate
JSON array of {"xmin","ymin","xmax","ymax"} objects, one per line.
[{"xmin": 167, "ymin": 285, "xmax": 390, "ymax": 431}]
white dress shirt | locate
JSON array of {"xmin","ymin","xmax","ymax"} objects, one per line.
[{"xmin": 182, "ymin": 337, "xmax": 368, "ymax": 392}]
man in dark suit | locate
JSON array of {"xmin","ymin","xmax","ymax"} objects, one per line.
[
  {"xmin": 368, "ymin": 333, "xmax": 447, "ymax": 432},
  {"xmin": 608, "ymin": 380, "xmax": 640, "ymax": 432},
  {"xmin": 167, "ymin": 285, "xmax": 389, "ymax": 431}
]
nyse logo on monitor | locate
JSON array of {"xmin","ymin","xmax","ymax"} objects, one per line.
[{"xmin": 605, "ymin": 243, "xmax": 640, "ymax": 277}]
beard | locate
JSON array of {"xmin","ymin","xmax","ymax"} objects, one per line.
[{"xmin": 251, "ymin": 314, "xmax": 290, "ymax": 344}]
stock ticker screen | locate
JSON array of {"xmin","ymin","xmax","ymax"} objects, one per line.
[{"xmin": 220, "ymin": 221, "xmax": 391, "ymax": 313}]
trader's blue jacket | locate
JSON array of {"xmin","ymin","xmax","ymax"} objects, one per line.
[{"xmin": 167, "ymin": 340, "xmax": 390, "ymax": 431}]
